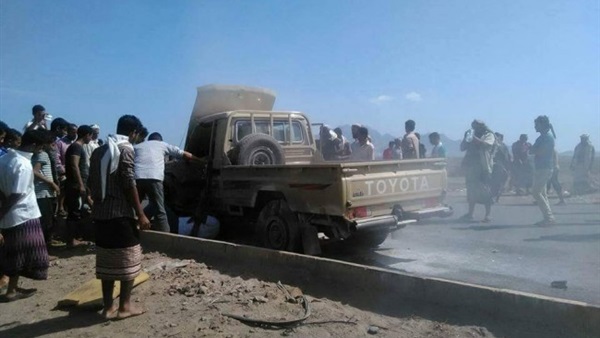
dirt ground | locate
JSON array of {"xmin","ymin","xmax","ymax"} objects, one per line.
[{"xmin": 0, "ymin": 250, "xmax": 496, "ymax": 338}]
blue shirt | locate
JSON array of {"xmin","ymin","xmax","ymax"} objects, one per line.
[
  {"xmin": 431, "ymin": 143, "xmax": 447, "ymax": 158},
  {"xmin": 531, "ymin": 132, "xmax": 555, "ymax": 170}
]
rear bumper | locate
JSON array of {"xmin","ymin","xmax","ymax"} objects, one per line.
[
  {"xmin": 354, "ymin": 215, "xmax": 416, "ymax": 232},
  {"xmin": 405, "ymin": 205, "xmax": 454, "ymax": 220}
]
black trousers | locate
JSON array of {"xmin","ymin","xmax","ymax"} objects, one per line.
[{"xmin": 37, "ymin": 197, "xmax": 55, "ymax": 244}]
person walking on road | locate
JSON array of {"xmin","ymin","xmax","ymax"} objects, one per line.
[
  {"xmin": 511, "ymin": 134, "xmax": 533, "ymax": 195},
  {"xmin": 546, "ymin": 149, "xmax": 566, "ymax": 205},
  {"xmin": 88, "ymin": 115, "xmax": 150, "ymax": 320},
  {"xmin": 530, "ymin": 116, "xmax": 556, "ymax": 225},
  {"xmin": 570, "ymin": 134, "xmax": 595, "ymax": 195},
  {"xmin": 491, "ymin": 133, "xmax": 511, "ymax": 203},
  {"xmin": 134, "ymin": 132, "xmax": 196, "ymax": 232},
  {"xmin": 459, "ymin": 120, "xmax": 496, "ymax": 223}
]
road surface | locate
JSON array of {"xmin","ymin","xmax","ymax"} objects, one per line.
[{"xmin": 322, "ymin": 191, "xmax": 600, "ymax": 305}]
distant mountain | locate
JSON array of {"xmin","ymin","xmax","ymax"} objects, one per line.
[{"xmin": 334, "ymin": 124, "xmax": 463, "ymax": 158}]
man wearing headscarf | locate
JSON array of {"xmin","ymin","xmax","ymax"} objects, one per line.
[
  {"xmin": 530, "ymin": 115, "xmax": 556, "ymax": 225},
  {"xmin": 83, "ymin": 124, "xmax": 101, "ymax": 166},
  {"xmin": 319, "ymin": 126, "xmax": 338, "ymax": 161},
  {"xmin": 511, "ymin": 134, "xmax": 533, "ymax": 195},
  {"xmin": 570, "ymin": 134, "xmax": 595, "ymax": 195},
  {"xmin": 350, "ymin": 126, "xmax": 375, "ymax": 162},
  {"xmin": 333, "ymin": 127, "xmax": 351, "ymax": 160},
  {"xmin": 88, "ymin": 115, "xmax": 150, "ymax": 320},
  {"xmin": 459, "ymin": 120, "xmax": 496, "ymax": 222},
  {"xmin": 491, "ymin": 133, "xmax": 511, "ymax": 202}
]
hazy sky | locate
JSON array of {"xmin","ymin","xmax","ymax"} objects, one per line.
[{"xmin": 1, "ymin": 0, "xmax": 599, "ymax": 151}]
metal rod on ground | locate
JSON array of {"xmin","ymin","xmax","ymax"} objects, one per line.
[{"xmin": 222, "ymin": 295, "xmax": 311, "ymax": 328}]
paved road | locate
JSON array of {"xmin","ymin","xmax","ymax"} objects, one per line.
[{"xmin": 322, "ymin": 192, "xmax": 600, "ymax": 305}]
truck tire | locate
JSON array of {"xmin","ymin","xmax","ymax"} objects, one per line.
[
  {"xmin": 256, "ymin": 200, "xmax": 301, "ymax": 252},
  {"xmin": 237, "ymin": 134, "xmax": 285, "ymax": 166},
  {"xmin": 352, "ymin": 230, "xmax": 389, "ymax": 248}
]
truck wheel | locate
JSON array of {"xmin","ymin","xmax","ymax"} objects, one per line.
[
  {"xmin": 353, "ymin": 231, "xmax": 389, "ymax": 248},
  {"xmin": 237, "ymin": 134, "xmax": 284, "ymax": 166},
  {"xmin": 257, "ymin": 200, "xmax": 301, "ymax": 252}
]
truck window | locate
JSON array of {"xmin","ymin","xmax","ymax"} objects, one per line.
[
  {"xmin": 273, "ymin": 121, "xmax": 304, "ymax": 143},
  {"xmin": 188, "ymin": 122, "xmax": 214, "ymax": 158},
  {"xmin": 236, "ymin": 121, "xmax": 269, "ymax": 140},
  {"xmin": 234, "ymin": 120, "xmax": 304, "ymax": 144}
]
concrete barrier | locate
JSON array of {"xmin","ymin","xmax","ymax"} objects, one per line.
[{"xmin": 141, "ymin": 231, "xmax": 599, "ymax": 337}]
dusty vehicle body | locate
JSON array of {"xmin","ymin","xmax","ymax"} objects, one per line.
[{"xmin": 165, "ymin": 85, "xmax": 452, "ymax": 253}]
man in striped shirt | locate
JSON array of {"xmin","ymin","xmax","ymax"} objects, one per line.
[
  {"xmin": 32, "ymin": 131, "xmax": 60, "ymax": 244},
  {"xmin": 88, "ymin": 115, "xmax": 150, "ymax": 320}
]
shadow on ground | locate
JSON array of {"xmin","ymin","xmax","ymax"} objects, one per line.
[
  {"xmin": 0, "ymin": 309, "xmax": 105, "ymax": 338},
  {"xmin": 453, "ymin": 221, "xmax": 600, "ymax": 231},
  {"xmin": 524, "ymin": 233, "xmax": 600, "ymax": 243}
]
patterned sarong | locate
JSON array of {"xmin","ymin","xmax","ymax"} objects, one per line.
[
  {"xmin": 96, "ymin": 245, "xmax": 142, "ymax": 281},
  {"xmin": 95, "ymin": 218, "xmax": 142, "ymax": 281},
  {"xmin": 0, "ymin": 218, "xmax": 49, "ymax": 280}
]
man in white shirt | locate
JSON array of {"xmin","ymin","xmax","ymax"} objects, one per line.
[
  {"xmin": 134, "ymin": 132, "xmax": 195, "ymax": 232},
  {"xmin": 82, "ymin": 124, "xmax": 101, "ymax": 166},
  {"xmin": 0, "ymin": 130, "xmax": 49, "ymax": 302},
  {"xmin": 350, "ymin": 126, "xmax": 375, "ymax": 162}
]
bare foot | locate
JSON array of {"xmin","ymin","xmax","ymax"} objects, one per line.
[
  {"xmin": 67, "ymin": 239, "xmax": 90, "ymax": 249},
  {"xmin": 0, "ymin": 275, "xmax": 9, "ymax": 288},
  {"xmin": 101, "ymin": 305, "xmax": 119, "ymax": 320},
  {"xmin": 116, "ymin": 305, "xmax": 146, "ymax": 321}
]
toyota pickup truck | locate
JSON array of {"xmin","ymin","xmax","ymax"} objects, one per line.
[{"xmin": 164, "ymin": 85, "xmax": 452, "ymax": 254}]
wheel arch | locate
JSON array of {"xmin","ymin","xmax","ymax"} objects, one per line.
[{"xmin": 254, "ymin": 191, "xmax": 286, "ymax": 213}]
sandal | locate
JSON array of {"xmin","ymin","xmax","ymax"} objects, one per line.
[{"xmin": 0, "ymin": 289, "xmax": 37, "ymax": 303}]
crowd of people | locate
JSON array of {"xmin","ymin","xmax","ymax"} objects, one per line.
[
  {"xmin": 0, "ymin": 105, "xmax": 596, "ymax": 318},
  {"xmin": 457, "ymin": 117, "xmax": 596, "ymax": 224},
  {"xmin": 0, "ymin": 105, "xmax": 196, "ymax": 319},
  {"xmin": 318, "ymin": 117, "xmax": 595, "ymax": 225},
  {"xmin": 320, "ymin": 119, "xmax": 448, "ymax": 162}
]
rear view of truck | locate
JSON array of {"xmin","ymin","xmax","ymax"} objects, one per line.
[{"xmin": 339, "ymin": 159, "xmax": 452, "ymax": 246}]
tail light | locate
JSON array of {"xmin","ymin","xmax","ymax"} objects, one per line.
[{"xmin": 346, "ymin": 206, "xmax": 369, "ymax": 219}]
